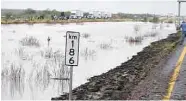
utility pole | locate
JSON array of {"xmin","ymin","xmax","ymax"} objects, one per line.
[
  {"xmin": 178, "ymin": 0, "xmax": 186, "ymax": 25},
  {"xmin": 178, "ymin": 1, "xmax": 181, "ymax": 25}
]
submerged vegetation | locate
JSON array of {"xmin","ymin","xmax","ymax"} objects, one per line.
[
  {"xmin": 2, "ymin": 43, "xmax": 69, "ymax": 97},
  {"xmin": 99, "ymin": 42, "xmax": 113, "ymax": 50},
  {"xmin": 127, "ymin": 36, "xmax": 143, "ymax": 43},
  {"xmin": 81, "ymin": 48, "xmax": 96, "ymax": 60},
  {"xmin": 133, "ymin": 24, "xmax": 141, "ymax": 34},
  {"xmin": 81, "ymin": 33, "xmax": 91, "ymax": 39},
  {"xmin": 1, "ymin": 63, "xmax": 25, "ymax": 80},
  {"xmin": 20, "ymin": 36, "xmax": 40, "ymax": 47}
]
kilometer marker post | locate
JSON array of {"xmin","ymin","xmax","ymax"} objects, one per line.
[
  {"xmin": 65, "ymin": 31, "xmax": 80, "ymax": 100},
  {"xmin": 69, "ymin": 66, "xmax": 73, "ymax": 100}
]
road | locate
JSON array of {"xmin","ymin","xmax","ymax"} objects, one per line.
[{"xmin": 129, "ymin": 37, "xmax": 186, "ymax": 100}]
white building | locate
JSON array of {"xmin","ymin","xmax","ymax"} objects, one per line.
[
  {"xmin": 93, "ymin": 11, "xmax": 101, "ymax": 19},
  {"xmin": 107, "ymin": 12, "xmax": 112, "ymax": 18},
  {"xmin": 70, "ymin": 10, "xmax": 84, "ymax": 19},
  {"xmin": 101, "ymin": 12, "xmax": 106, "ymax": 18},
  {"xmin": 101, "ymin": 12, "xmax": 112, "ymax": 19}
]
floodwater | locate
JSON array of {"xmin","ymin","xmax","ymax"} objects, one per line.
[{"xmin": 1, "ymin": 22, "xmax": 176, "ymax": 100}]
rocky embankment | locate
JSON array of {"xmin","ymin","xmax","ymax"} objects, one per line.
[{"xmin": 52, "ymin": 32, "xmax": 181, "ymax": 100}]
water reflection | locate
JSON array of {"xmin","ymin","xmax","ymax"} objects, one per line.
[
  {"xmin": 76, "ymin": 22, "xmax": 84, "ymax": 25},
  {"xmin": 80, "ymin": 47, "xmax": 96, "ymax": 61},
  {"xmin": 1, "ymin": 65, "xmax": 25, "ymax": 99},
  {"xmin": 9, "ymin": 76, "xmax": 25, "ymax": 98}
]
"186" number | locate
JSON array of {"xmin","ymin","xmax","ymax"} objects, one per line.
[{"xmin": 69, "ymin": 40, "xmax": 75, "ymax": 64}]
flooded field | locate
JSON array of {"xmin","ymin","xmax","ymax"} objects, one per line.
[{"xmin": 1, "ymin": 22, "xmax": 176, "ymax": 100}]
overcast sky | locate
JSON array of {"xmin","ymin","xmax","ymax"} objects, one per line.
[{"xmin": 1, "ymin": 0, "xmax": 186, "ymax": 15}]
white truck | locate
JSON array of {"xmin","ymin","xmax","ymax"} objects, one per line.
[
  {"xmin": 107, "ymin": 12, "xmax": 112, "ymax": 18},
  {"xmin": 70, "ymin": 10, "xmax": 84, "ymax": 19},
  {"xmin": 101, "ymin": 12, "xmax": 112, "ymax": 19},
  {"xmin": 93, "ymin": 11, "xmax": 101, "ymax": 19}
]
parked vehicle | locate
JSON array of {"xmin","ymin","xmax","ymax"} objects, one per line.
[
  {"xmin": 101, "ymin": 12, "xmax": 112, "ymax": 19},
  {"xmin": 87, "ymin": 14, "xmax": 94, "ymax": 19},
  {"xmin": 83, "ymin": 12, "xmax": 89, "ymax": 18},
  {"xmin": 93, "ymin": 11, "xmax": 101, "ymax": 19},
  {"xmin": 107, "ymin": 12, "xmax": 112, "ymax": 18}
]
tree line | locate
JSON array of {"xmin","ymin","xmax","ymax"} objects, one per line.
[{"xmin": 2, "ymin": 8, "xmax": 161, "ymax": 23}]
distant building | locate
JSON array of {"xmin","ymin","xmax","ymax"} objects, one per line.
[
  {"xmin": 101, "ymin": 12, "xmax": 112, "ymax": 19},
  {"xmin": 67, "ymin": 10, "xmax": 112, "ymax": 19},
  {"xmin": 106, "ymin": 12, "xmax": 112, "ymax": 18},
  {"xmin": 70, "ymin": 10, "xmax": 84, "ymax": 19},
  {"xmin": 101, "ymin": 12, "xmax": 106, "ymax": 18},
  {"xmin": 83, "ymin": 12, "xmax": 89, "ymax": 18},
  {"xmin": 93, "ymin": 11, "xmax": 101, "ymax": 19},
  {"xmin": 86, "ymin": 11, "xmax": 112, "ymax": 19}
]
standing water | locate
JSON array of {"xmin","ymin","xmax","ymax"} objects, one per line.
[{"xmin": 1, "ymin": 22, "xmax": 176, "ymax": 100}]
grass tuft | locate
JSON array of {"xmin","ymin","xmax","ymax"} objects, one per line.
[{"xmin": 20, "ymin": 36, "xmax": 40, "ymax": 47}]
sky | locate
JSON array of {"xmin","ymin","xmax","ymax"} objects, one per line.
[{"xmin": 1, "ymin": 0, "xmax": 186, "ymax": 15}]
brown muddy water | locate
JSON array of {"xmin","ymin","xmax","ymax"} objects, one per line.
[{"xmin": 1, "ymin": 22, "xmax": 176, "ymax": 100}]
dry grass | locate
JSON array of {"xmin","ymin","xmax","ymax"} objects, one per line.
[
  {"xmin": 1, "ymin": 63, "xmax": 25, "ymax": 95},
  {"xmin": 20, "ymin": 36, "xmax": 40, "ymax": 47},
  {"xmin": 128, "ymin": 36, "xmax": 143, "ymax": 43},
  {"xmin": 125, "ymin": 35, "xmax": 144, "ymax": 45},
  {"xmin": 32, "ymin": 49, "xmax": 68, "ymax": 81},
  {"xmin": 99, "ymin": 42, "xmax": 113, "ymax": 50},
  {"xmin": 1, "ymin": 63, "xmax": 25, "ymax": 80},
  {"xmin": 144, "ymin": 31, "xmax": 159, "ymax": 38},
  {"xmin": 134, "ymin": 24, "xmax": 141, "ymax": 34},
  {"xmin": 14, "ymin": 47, "xmax": 33, "ymax": 61},
  {"xmin": 81, "ymin": 48, "xmax": 96, "ymax": 60},
  {"xmin": 81, "ymin": 33, "xmax": 91, "ymax": 39}
]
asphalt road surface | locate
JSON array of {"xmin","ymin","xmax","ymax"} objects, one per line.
[{"xmin": 129, "ymin": 37, "xmax": 186, "ymax": 100}]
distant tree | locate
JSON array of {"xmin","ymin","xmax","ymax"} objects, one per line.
[
  {"xmin": 37, "ymin": 15, "xmax": 44, "ymax": 20},
  {"xmin": 64, "ymin": 11, "xmax": 71, "ymax": 17},
  {"xmin": 61, "ymin": 12, "xmax": 65, "ymax": 17},
  {"xmin": 167, "ymin": 19, "xmax": 173, "ymax": 23},
  {"xmin": 43, "ymin": 8, "xmax": 51, "ymax": 14},
  {"xmin": 143, "ymin": 17, "xmax": 148, "ymax": 22},
  {"xmin": 39, "ymin": 9, "xmax": 52, "ymax": 19},
  {"xmin": 4, "ymin": 12, "xmax": 13, "ymax": 19},
  {"xmin": 152, "ymin": 16, "xmax": 159, "ymax": 23},
  {"xmin": 51, "ymin": 9, "xmax": 60, "ymax": 15},
  {"xmin": 24, "ymin": 8, "xmax": 36, "ymax": 15}
]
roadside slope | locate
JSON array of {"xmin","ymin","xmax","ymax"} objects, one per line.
[{"xmin": 52, "ymin": 32, "xmax": 181, "ymax": 100}]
